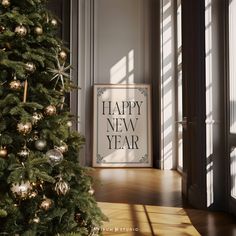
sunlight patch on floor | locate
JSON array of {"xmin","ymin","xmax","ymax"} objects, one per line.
[{"xmin": 99, "ymin": 202, "xmax": 201, "ymax": 236}]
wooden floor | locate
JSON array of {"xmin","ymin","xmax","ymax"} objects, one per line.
[{"xmin": 90, "ymin": 168, "xmax": 236, "ymax": 236}]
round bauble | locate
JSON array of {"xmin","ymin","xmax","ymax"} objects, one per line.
[
  {"xmin": 15, "ymin": 25, "xmax": 27, "ymax": 37},
  {"xmin": 9, "ymin": 80, "xmax": 21, "ymax": 90},
  {"xmin": 51, "ymin": 19, "xmax": 58, "ymax": 27},
  {"xmin": 56, "ymin": 142, "xmax": 68, "ymax": 153},
  {"xmin": 67, "ymin": 121, "xmax": 73, "ymax": 127},
  {"xmin": 32, "ymin": 112, "xmax": 43, "ymax": 125},
  {"xmin": 0, "ymin": 25, "xmax": 6, "ymax": 33},
  {"xmin": 17, "ymin": 122, "xmax": 32, "ymax": 135},
  {"xmin": 59, "ymin": 50, "xmax": 67, "ymax": 61},
  {"xmin": 54, "ymin": 178, "xmax": 70, "ymax": 195},
  {"xmin": 17, "ymin": 146, "xmax": 30, "ymax": 158},
  {"xmin": 46, "ymin": 149, "xmax": 63, "ymax": 166},
  {"xmin": 44, "ymin": 105, "xmax": 56, "ymax": 116},
  {"xmin": 25, "ymin": 62, "xmax": 36, "ymax": 73},
  {"xmin": 40, "ymin": 198, "xmax": 53, "ymax": 211},
  {"xmin": 0, "ymin": 147, "xmax": 7, "ymax": 158},
  {"xmin": 11, "ymin": 181, "xmax": 32, "ymax": 199},
  {"xmin": 35, "ymin": 139, "xmax": 47, "ymax": 151},
  {"xmin": 34, "ymin": 26, "xmax": 43, "ymax": 35},
  {"xmin": 88, "ymin": 187, "xmax": 95, "ymax": 196},
  {"xmin": 1, "ymin": 0, "xmax": 10, "ymax": 7}
]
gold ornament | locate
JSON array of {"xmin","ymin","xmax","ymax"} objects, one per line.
[
  {"xmin": 59, "ymin": 50, "xmax": 67, "ymax": 61},
  {"xmin": 17, "ymin": 145, "xmax": 30, "ymax": 158},
  {"xmin": 17, "ymin": 122, "xmax": 32, "ymax": 135},
  {"xmin": 40, "ymin": 197, "xmax": 53, "ymax": 211},
  {"xmin": 25, "ymin": 62, "xmax": 36, "ymax": 73},
  {"xmin": 56, "ymin": 142, "xmax": 68, "ymax": 153},
  {"xmin": 35, "ymin": 139, "xmax": 47, "ymax": 151},
  {"xmin": 32, "ymin": 112, "xmax": 43, "ymax": 125},
  {"xmin": 0, "ymin": 147, "xmax": 7, "ymax": 158},
  {"xmin": 34, "ymin": 26, "xmax": 43, "ymax": 35},
  {"xmin": 51, "ymin": 19, "xmax": 58, "ymax": 27},
  {"xmin": 15, "ymin": 25, "xmax": 27, "ymax": 37},
  {"xmin": 44, "ymin": 105, "xmax": 57, "ymax": 116},
  {"xmin": 46, "ymin": 149, "xmax": 63, "ymax": 166},
  {"xmin": 54, "ymin": 178, "xmax": 70, "ymax": 195},
  {"xmin": 11, "ymin": 181, "xmax": 32, "ymax": 199},
  {"xmin": 9, "ymin": 79, "xmax": 21, "ymax": 90},
  {"xmin": 1, "ymin": 0, "xmax": 10, "ymax": 7}
]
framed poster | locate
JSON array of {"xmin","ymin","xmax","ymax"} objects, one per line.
[{"xmin": 93, "ymin": 84, "xmax": 152, "ymax": 167}]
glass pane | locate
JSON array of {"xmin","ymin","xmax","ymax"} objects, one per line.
[
  {"xmin": 177, "ymin": 0, "xmax": 183, "ymax": 169},
  {"xmin": 230, "ymin": 147, "xmax": 236, "ymax": 199},
  {"xmin": 229, "ymin": 0, "xmax": 236, "ymax": 134}
]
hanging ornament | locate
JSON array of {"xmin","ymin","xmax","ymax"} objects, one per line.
[
  {"xmin": 67, "ymin": 121, "xmax": 73, "ymax": 127},
  {"xmin": 1, "ymin": 0, "xmax": 10, "ymax": 7},
  {"xmin": 54, "ymin": 177, "xmax": 70, "ymax": 195},
  {"xmin": 32, "ymin": 112, "xmax": 43, "ymax": 125},
  {"xmin": 56, "ymin": 142, "xmax": 68, "ymax": 154},
  {"xmin": 11, "ymin": 181, "xmax": 32, "ymax": 199},
  {"xmin": 17, "ymin": 145, "xmax": 30, "ymax": 158},
  {"xmin": 0, "ymin": 146, "xmax": 7, "ymax": 158},
  {"xmin": 59, "ymin": 50, "xmax": 67, "ymax": 61},
  {"xmin": 74, "ymin": 212, "xmax": 82, "ymax": 223},
  {"xmin": 25, "ymin": 62, "xmax": 36, "ymax": 73},
  {"xmin": 46, "ymin": 149, "xmax": 63, "ymax": 166},
  {"xmin": 40, "ymin": 197, "xmax": 53, "ymax": 211},
  {"xmin": 29, "ymin": 214, "xmax": 40, "ymax": 224},
  {"xmin": 88, "ymin": 187, "xmax": 95, "ymax": 196},
  {"xmin": 44, "ymin": 105, "xmax": 57, "ymax": 116},
  {"xmin": 17, "ymin": 122, "xmax": 32, "ymax": 135},
  {"xmin": 0, "ymin": 25, "xmax": 6, "ymax": 33},
  {"xmin": 51, "ymin": 19, "xmax": 58, "ymax": 27},
  {"xmin": 35, "ymin": 139, "xmax": 47, "ymax": 151},
  {"xmin": 9, "ymin": 78, "xmax": 21, "ymax": 90},
  {"xmin": 48, "ymin": 56, "xmax": 70, "ymax": 89},
  {"xmin": 34, "ymin": 26, "xmax": 43, "ymax": 35},
  {"xmin": 15, "ymin": 25, "xmax": 27, "ymax": 37}
]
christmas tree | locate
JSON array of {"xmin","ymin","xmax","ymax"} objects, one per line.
[{"xmin": 0, "ymin": 0, "xmax": 106, "ymax": 235}]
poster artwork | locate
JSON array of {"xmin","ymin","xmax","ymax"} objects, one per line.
[{"xmin": 93, "ymin": 84, "xmax": 152, "ymax": 167}]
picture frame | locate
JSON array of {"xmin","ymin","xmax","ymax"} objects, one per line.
[{"xmin": 93, "ymin": 84, "xmax": 152, "ymax": 167}]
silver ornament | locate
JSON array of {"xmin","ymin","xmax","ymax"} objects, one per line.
[
  {"xmin": 17, "ymin": 146, "xmax": 30, "ymax": 158},
  {"xmin": 32, "ymin": 112, "xmax": 43, "ymax": 125},
  {"xmin": 15, "ymin": 25, "xmax": 27, "ymax": 37},
  {"xmin": 59, "ymin": 50, "xmax": 67, "ymax": 61},
  {"xmin": 54, "ymin": 178, "xmax": 70, "ymax": 195},
  {"xmin": 46, "ymin": 149, "xmax": 63, "ymax": 166},
  {"xmin": 11, "ymin": 181, "xmax": 32, "ymax": 199},
  {"xmin": 17, "ymin": 122, "xmax": 32, "ymax": 135},
  {"xmin": 35, "ymin": 139, "xmax": 47, "ymax": 151}
]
